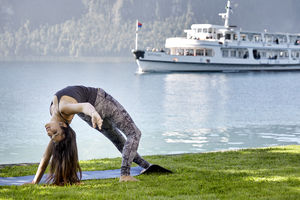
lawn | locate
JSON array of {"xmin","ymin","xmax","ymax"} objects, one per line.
[{"xmin": 1, "ymin": 145, "xmax": 300, "ymax": 200}]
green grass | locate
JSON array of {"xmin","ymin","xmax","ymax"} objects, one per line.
[{"xmin": 1, "ymin": 145, "xmax": 300, "ymax": 200}]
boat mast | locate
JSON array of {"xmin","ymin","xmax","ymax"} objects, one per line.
[
  {"xmin": 219, "ymin": 0, "xmax": 232, "ymax": 28},
  {"xmin": 135, "ymin": 20, "xmax": 139, "ymax": 50}
]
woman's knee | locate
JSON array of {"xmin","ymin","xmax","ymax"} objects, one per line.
[
  {"xmin": 133, "ymin": 128, "xmax": 141, "ymax": 142},
  {"xmin": 126, "ymin": 128, "xmax": 141, "ymax": 144}
]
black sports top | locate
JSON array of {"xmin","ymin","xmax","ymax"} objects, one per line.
[
  {"xmin": 50, "ymin": 86, "xmax": 98, "ymax": 124},
  {"xmin": 55, "ymin": 85, "xmax": 98, "ymax": 105}
]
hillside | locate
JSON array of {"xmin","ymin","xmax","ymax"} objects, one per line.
[{"xmin": 0, "ymin": 0, "xmax": 299, "ymax": 57}]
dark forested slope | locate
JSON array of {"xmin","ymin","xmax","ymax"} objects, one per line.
[{"xmin": 0, "ymin": 0, "xmax": 299, "ymax": 57}]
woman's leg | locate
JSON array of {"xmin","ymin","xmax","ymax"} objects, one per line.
[
  {"xmin": 100, "ymin": 119, "xmax": 150, "ymax": 169},
  {"xmin": 78, "ymin": 114, "xmax": 150, "ymax": 171},
  {"xmin": 102, "ymin": 93, "xmax": 144, "ymax": 176},
  {"xmin": 79, "ymin": 89, "xmax": 150, "ymax": 173}
]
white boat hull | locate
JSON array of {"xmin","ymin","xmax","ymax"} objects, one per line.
[{"xmin": 137, "ymin": 59, "xmax": 300, "ymax": 72}]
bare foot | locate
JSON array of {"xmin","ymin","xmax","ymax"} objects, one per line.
[
  {"xmin": 75, "ymin": 181, "xmax": 84, "ymax": 186},
  {"xmin": 119, "ymin": 175, "xmax": 139, "ymax": 182},
  {"xmin": 22, "ymin": 182, "xmax": 35, "ymax": 185}
]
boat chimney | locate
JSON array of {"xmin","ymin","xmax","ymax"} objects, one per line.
[{"xmin": 219, "ymin": 0, "xmax": 232, "ymax": 28}]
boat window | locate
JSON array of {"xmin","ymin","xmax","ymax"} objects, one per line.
[
  {"xmin": 254, "ymin": 35, "xmax": 261, "ymax": 42},
  {"xmin": 282, "ymin": 36, "xmax": 287, "ymax": 43},
  {"xmin": 233, "ymin": 34, "xmax": 238, "ymax": 40},
  {"xmin": 267, "ymin": 51, "xmax": 276, "ymax": 59},
  {"xmin": 290, "ymin": 36, "xmax": 300, "ymax": 45},
  {"xmin": 205, "ymin": 49, "xmax": 213, "ymax": 57},
  {"xmin": 279, "ymin": 51, "xmax": 285, "ymax": 58},
  {"xmin": 267, "ymin": 37, "xmax": 273, "ymax": 43},
  {"xmin": 290, "ymin": 36, "xmax": 295, "ymax": 44},
  {"xmin": 203, "ymin": 28, "xmax": 208, "ymax": 33},
  {"xmin": 291, "ymin": 51, "xmax": 296, "ymax": 58},
  {"xmin": 230, "ymin": 50, "xmax": 236, "ymax": 57},
  {"xmin": 208, "ymin": 28, "xmax": 213, "ymax": 34},
  {"xmin": 222, "ymin": 49, "xmax": 229, "ymax": 57},
  {"xmin": 185, "ymin": 49, "xmax": 194, "ymax": 56},
  {"xmin": 217, "ymin": 33, "xmax": 223, "ymax": 40},
  {"xmin": 176, "ymin": 49, "xmax": 184, "ymax": 56},
  {"xmin": 225, "ymin": 34, "xmax": 231, "ymax": 40},
  {"xmin": 241, "ymin": 35, "xmax": 247, "ymax": 41},
  {"xmin": 238, "ymin": 49, "xmax": 248, "ymax": 58},
  {"xmin": 243, "ymin": 51, "xmax": 249, "ymax": 59},
  {"xmin": 261, "ymin": 51, "xmax": 267, "ymax": 58},
  {"xmin": 222, "ymin": 48, "xmax": 249, "ymax": 59},
  {"xmin": 196, "ymin": 49, "xmax": 204, "ymax": 56},
  {"xmin": 265, "ymin": 35, "xmax": 273, "ymax": 43},
  {"xmin": 198, "ymin": 28, "xmax": 202, "ymax": 33},
  {"xmin": 238, "ymin": 50, "xmax": 243, "ymax": 58},
  {"xmin": 285, "ymin": 51, "xmax": 289, "ymax": 58},
  {"xmin": 291, "ymin": 51, "xmax": 300, "ymax": 58},
  {"xmin": 248, "ymin": 34, "xmax": 253, "ymax": 41},
  {"xmin": 253, "ymin": 49, "xmax": 261, "ymax": 59}
]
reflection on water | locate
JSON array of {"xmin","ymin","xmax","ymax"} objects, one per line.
[
  {"xmin": 154, "ymin": 71, "xmax": 300, "ymax": 154},
  {"xmin": 162, "ymin": 73, "xmax": 229, "ymax": 130},
  {"xmin": 162, "ymin": 125, "xmax": 300, "ymax": 153}
]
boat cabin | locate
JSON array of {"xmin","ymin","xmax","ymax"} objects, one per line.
[{"xmin": 184, "ymin": 24, "xmax": 226, "ymax": 40}]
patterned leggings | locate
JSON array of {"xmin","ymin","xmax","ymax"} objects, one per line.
[{"xmin": 78, "ymin": 88, "xmax": 150, "ymax": 176}]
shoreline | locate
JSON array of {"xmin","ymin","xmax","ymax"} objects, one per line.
[
  {"xmin": 0, "ymin": 56, "xmax": 134, "ymax": 63},
  {"xmin": 0, "ymin": 145, "xmax": 293, "ymax": 169},
  {"xmin": 0, "ymin": 162, "xmax": 39, "ymax": 169}
]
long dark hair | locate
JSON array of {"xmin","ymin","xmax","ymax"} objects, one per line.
[{"xmin": 47, "ymin": 125, "xmax": 82, "ymax": 185}]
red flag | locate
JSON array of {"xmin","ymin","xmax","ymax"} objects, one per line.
[{"xmin": 138, "ymin": 22, "xmax": 142, "ymax": 28}]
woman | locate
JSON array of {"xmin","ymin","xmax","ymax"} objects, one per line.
[{"xmin": 32, "ymin": 85, "xmax": 151, "ymax": 185}]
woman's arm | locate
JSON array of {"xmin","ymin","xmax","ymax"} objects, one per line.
[
  {"xmin": 59, "ymin": 101, "xmax": 103, "ymax": 129},
  {"xmin": 32, "ymin": 140, "xmax": 53, "ymax": 184}
]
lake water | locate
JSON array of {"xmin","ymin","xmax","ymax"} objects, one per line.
[{"xmin": 1, "ymin": 60, "xmax": 300, "ymax": 164}]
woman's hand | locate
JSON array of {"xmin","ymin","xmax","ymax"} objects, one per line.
[
  {"xmin": 59, "ymin": 101, "xmax": 103, "ymax": 129},
  {"xmin": 91, "ymin": 110, "xmax": 103, "ymax": 129}
]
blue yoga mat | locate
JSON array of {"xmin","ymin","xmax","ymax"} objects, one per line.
[{"xmin": 0, "ymin": 166, "xmax": 144, "ymax": 186}]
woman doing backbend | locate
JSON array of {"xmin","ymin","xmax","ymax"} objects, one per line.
[{"xmin": 32, "ymin": 85, "xmax": 152, "ymax": 185}]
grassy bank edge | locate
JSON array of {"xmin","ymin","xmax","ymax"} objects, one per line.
[
  {"xmin": 1, "ymin": 145, "xmax": 299, "ymax": 177},
  {"xmin": 1, "ymin": 145, "xmax": 300, "ymax": 200}
]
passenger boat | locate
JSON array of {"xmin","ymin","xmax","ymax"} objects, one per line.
[{"xmin": 132, "ymin": 0, "xmax": 300, "ymax": 72}]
